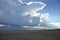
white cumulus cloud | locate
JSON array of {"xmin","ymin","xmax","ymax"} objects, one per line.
[
  {"xmin": 0, "ymin": 0, "xmax": 50, "ymax": 27},
  {"xmin": 17, "ymin": 0, "xmax": 23, "ymax": 4},
  {"xmin": 50, "ymin": 22, "xmax": 60, "ymax": 28}
]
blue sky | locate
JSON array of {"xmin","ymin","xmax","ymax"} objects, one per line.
[
  {"xmin": 38, "ymin": 0, "xmax": 60, "ymax": 22},
  {"xmin": 24, "ymin": 0, "xmax": 60, "ymax": 22},
  {"xmin": 0, "ymin": 0, "xmax": 60, "ymax": 30}
]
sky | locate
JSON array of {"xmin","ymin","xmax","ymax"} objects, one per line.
[
  {"xmin": 23, "ymin": 0, "xmax": 60, "ymax": 22},
  {"xmin": 37, "ymin": 0, "xmax": 60, "ymax": 22},
  {"xmin": 0, "ymin": 0, "xmax": 60, "ymax": 30}
]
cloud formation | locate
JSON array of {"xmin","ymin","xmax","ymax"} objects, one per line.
[
  {"xmin": 0, "ymin": 24, "xmax": 6, "ymax": 27},
  {"xmin": 0, "ymin": 0, "xmax": 59, "ymax": 30},
  {"xmin": 50, "ymin": 22, "xmax": 60, "ymax": 28},
  {"xmin": 17, "ymin": 0, "xmax": 23, "ymax": 4},
  {"xmin": 0, "ymin": 0, "xmax": 47, "ymax": 26}
]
